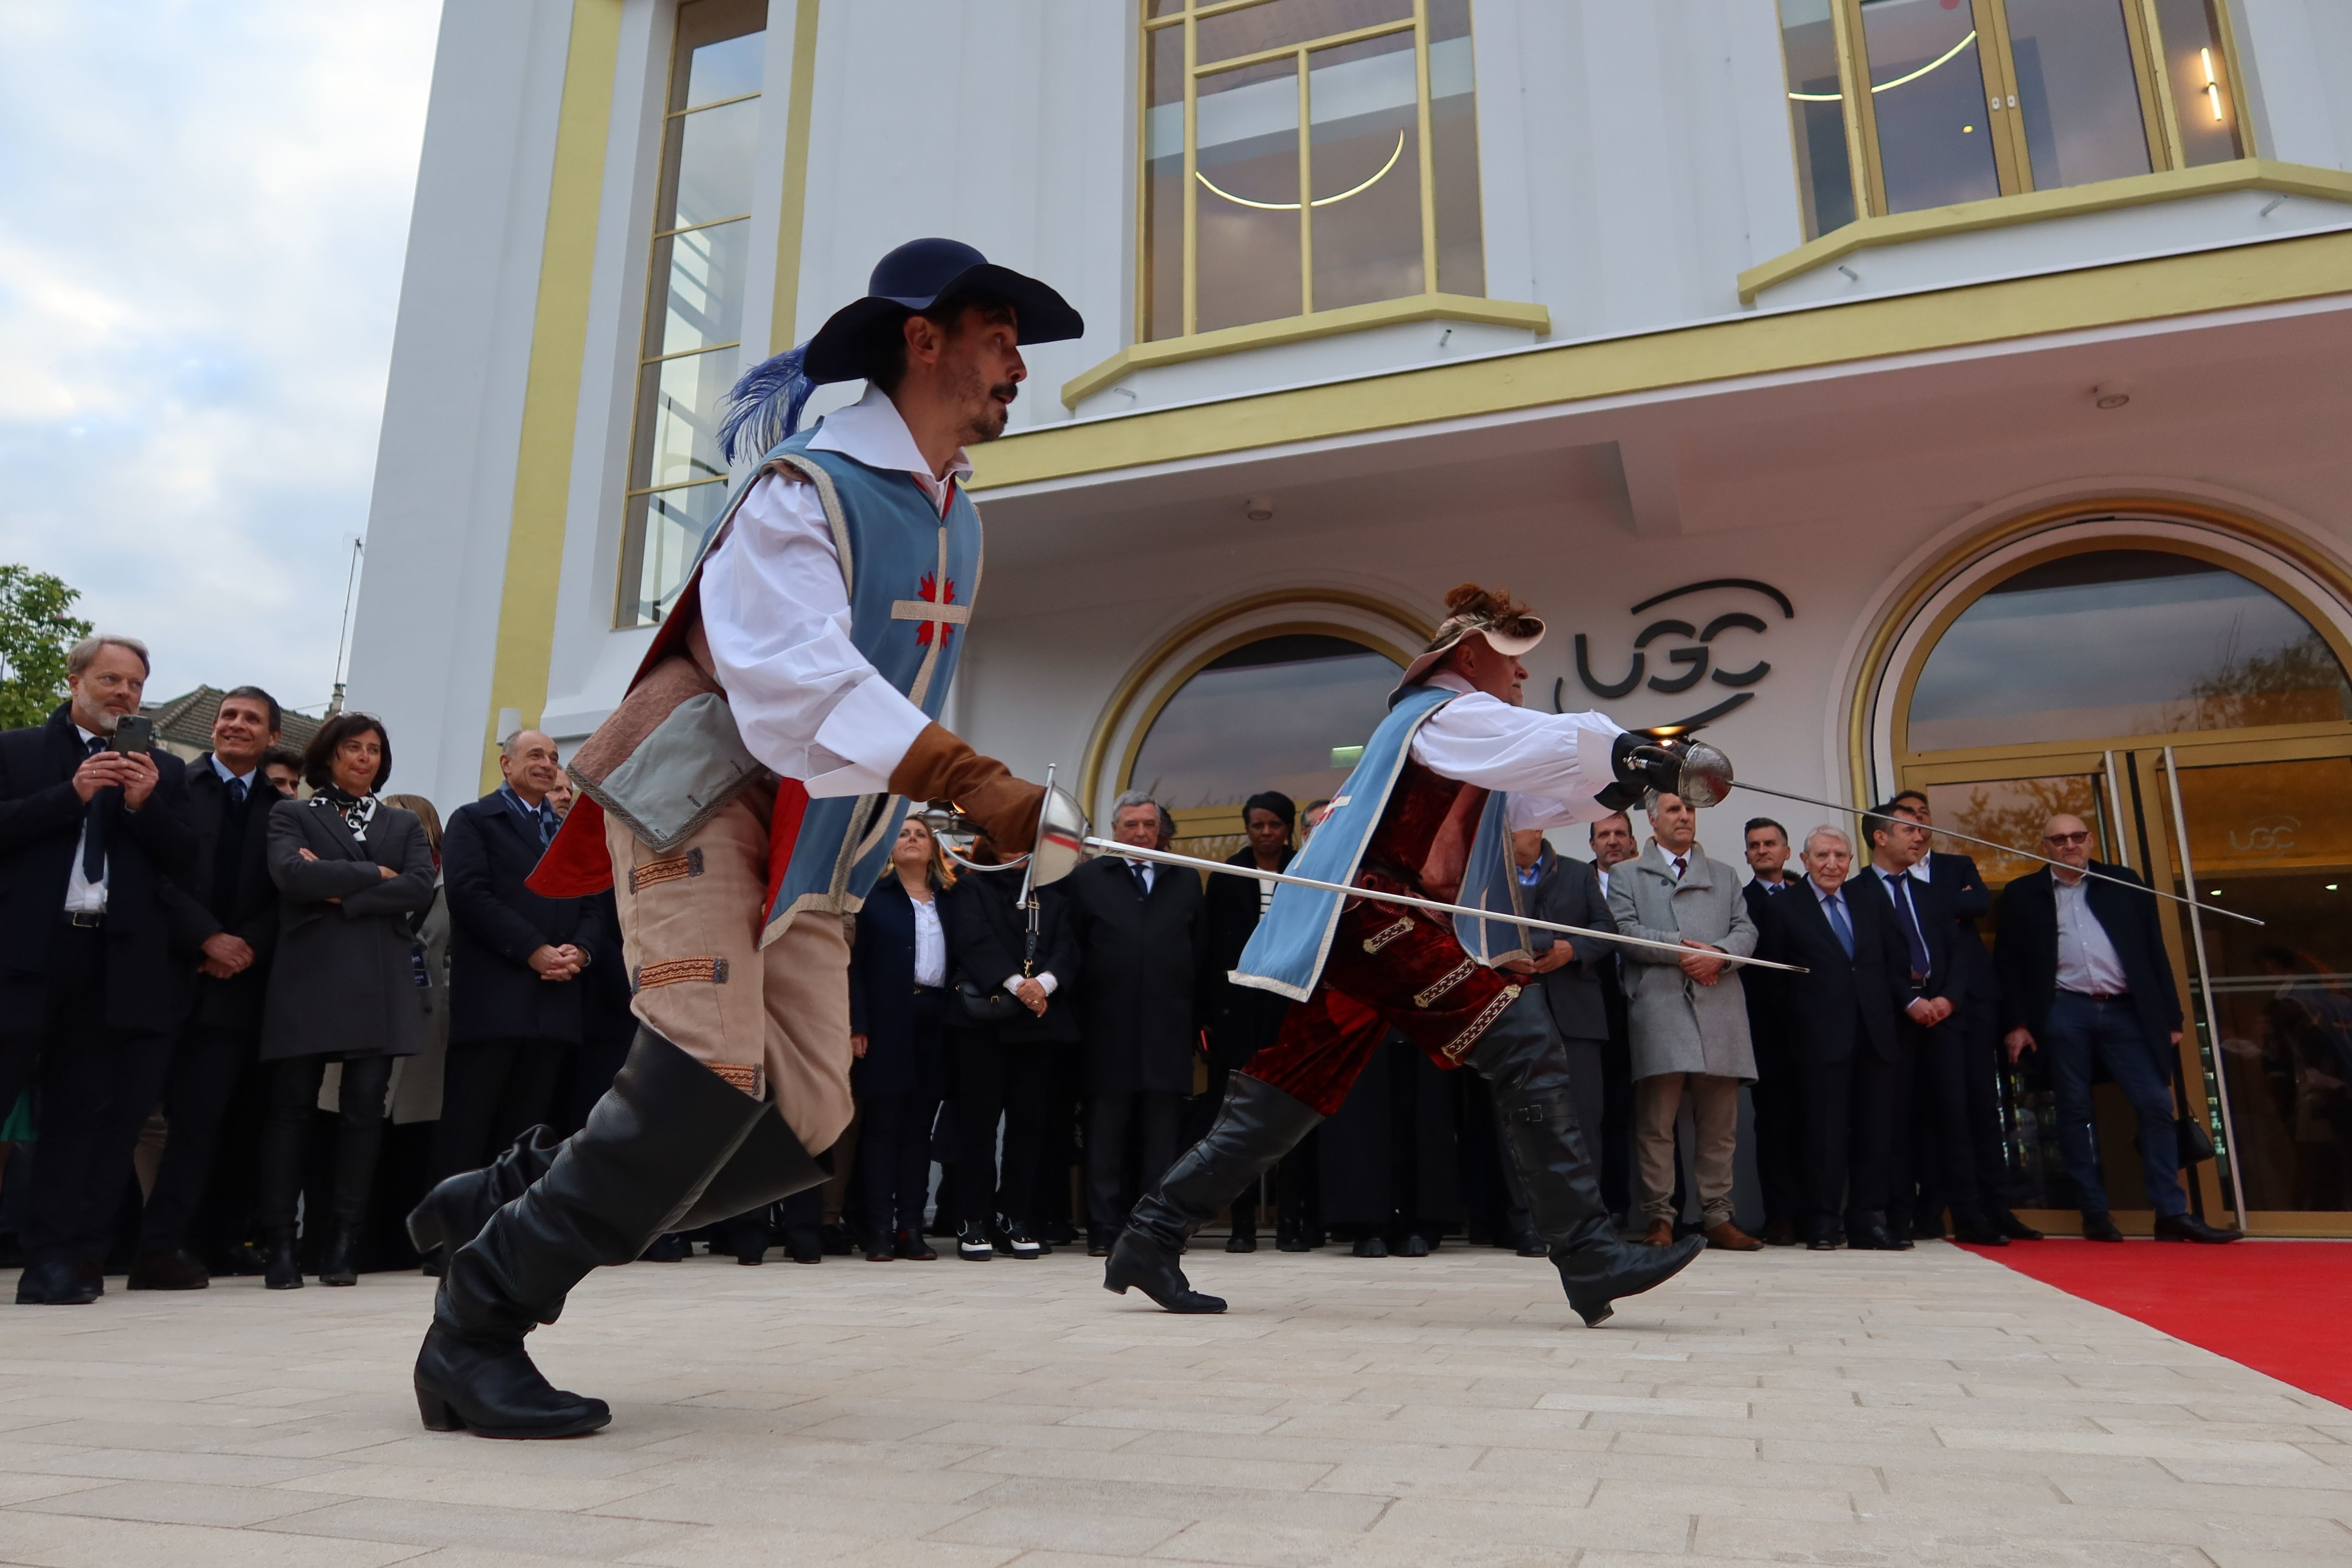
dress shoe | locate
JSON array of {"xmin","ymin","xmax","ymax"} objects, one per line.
[
  {"xmin": 1994, "ymin": 1210, "xmax": 2044, "ymax": 1242},
  {"xmin": 264, "ymin": 1231, "xmax": 304, "ymax": 1290},
  {"xmin": 1102, "ymin": 1229, "xmax": 1225, "ymax": 1313},
  {"xmin": 1276, "ymin": 1225, "xmax": 1314, "ymax": 1253},
  {"xmin": 1806, "ymin": 1231, "xmax": 1840, "ymax": 1252},
  {"xmin": 1847, "ymin": 1221, "xmax": 1912, "ymax": 1251},
  {"xmin": 318, "ymin": 1225, "xmax": 362, "ymax": 1286},
  {"xmin": 894, "ymin": 1228, "xmax": 936, "ymax": 1261},
  {"xmin": 1351, "ymin": 1234, "xmax": 1389, "ymax": 1258},
  {"xmin": 1950, "ymin": 1214, "xmax": 2009, "ymax": 1247},
  {"xmin": 2081, "ymin": 1211, "xmax": 2125, "ymax": 1242},
  {"xmin": 1641, "ymin": 1219, "xmax": 1675, "ymax": 1247},
  {"xmin": 14, "ymin": 1255, "xmax": 99, "ymax": 1305},
  {"xmin": 414, "ymin": 1323, "xmax": 611, "ymax": 1439},
  {"xmin": 782, "ymin": 1228, "xmax": 822, "ymax": 1264},
  {"xmin": 1086, "ymin": 1239, "xmax": 1110, "ymax": 1258},
  {"xmin": 1761, "ymin": 1217, "xmax": 1799, "ymax": 1247},
  {"xmin": 1393, "ymin": 1232, "xmax": 1431, "ymax": 1258},
  {"xmin": 865, "ymin": 1231, "xmax": 896, "ymax": 1262},
  {"xmin": 1224, "ymin": 1229, "xmax": 1257, "ymax": 1253},
  {"xmin": 1512, "ymin": 1228, "xmax": 1549, "ymax": 1258},
  {"xmin": 213, "ymin": 1240, "xmax": 270, "ymax": 1276},
  {"xmin": 127, "ymin": 1248, "xmax": 210, "ymax": 1290},
  {"xmin": 1703, "ymin": 1221, "xmax": 1763, "ymax": 1252},
  {"xmin": 641, "ymin": 1233, "xmax": 689, "ymax": 1262},
  {"xmin": 2154, "ymin": 1212, "xmax": 2242, "ymax": 1243}
]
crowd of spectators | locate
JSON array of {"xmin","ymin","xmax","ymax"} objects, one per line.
[{"xmin": 0, "ymin": 635, "xmax": 2238, "ymax": 1306}]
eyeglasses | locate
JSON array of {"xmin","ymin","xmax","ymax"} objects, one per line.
[{"xmin": 2042, "ymin": 831, "xmax": 2091, "ymax": 846}]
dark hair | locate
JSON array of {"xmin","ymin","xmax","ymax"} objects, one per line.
[
  {"xmin": 1743, "ymin": 817, "xmax": 1787, "ymax": 841},
  {"xmin": 1864, "ymin": 802, "xmax": 1911, "ymax": 849},
  {"xmin": 1243, "ymin": 791, "xmax": 1296, "ymax": 830},
  {"xmin": 1589, "ymin": 811, "xmax": 1631, "ymax": 836},
  {"xmin": 1891, "ymin": 788, "xmax": 1929, "ymax": 809},
  {"xmin": 218, "ymin": 684, "xmax": 283, "ymax": 735},
  {"xmin": 855, "ymin": 292, "xmax": 1018, "ymax": 393},
  {"xmin": 261, "ymin": 745, "xmax": 305, "ymax": 774},
  {"xmin": 305, "ymin": 712, "xmax": 393, "ymax": 793}
]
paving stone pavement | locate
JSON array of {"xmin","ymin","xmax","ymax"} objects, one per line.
[{"xmin": 2, "ymin": 1242, "xmax": 2347, "ymax": 1568}]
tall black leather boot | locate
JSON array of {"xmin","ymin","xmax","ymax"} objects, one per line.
[
  {"xmin": 1107, "ymin": 1074, "xmax": 1323, "ymax": 1313},
  {"xmin": 1464, "ymin": 992, "xmax": 1704, "ymax": 1327},
  {"xmin": 414, "ymin": 1030, "xmax": 768, "ymax": 1438},
  {"xmin": 407, "ymin": 1124, "xmax": 566, "ymax": 1267}
]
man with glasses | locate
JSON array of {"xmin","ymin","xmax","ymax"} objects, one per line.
[{"xmin": 1995, "ymin": 813, "xmax": 2239, "ymax": 1242}]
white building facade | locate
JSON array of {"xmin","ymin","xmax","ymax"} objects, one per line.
[{"xmin": 352, "ymin": 0, "xmax": 2352, "ymax": 1235}]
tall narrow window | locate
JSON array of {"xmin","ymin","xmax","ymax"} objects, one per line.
[
  {"xmin": 1141, "ymin": 0, "xmax": 1483, "ymax": 343},
  {"xmin": 616, "ymin": 0, "xmax": 765, "ymax": 629},
  {"xmin": 1775, "ymin": 0, "xmax": 2248, "ymax": 240}
]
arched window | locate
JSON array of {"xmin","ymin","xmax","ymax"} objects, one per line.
[
  {"xmin": 1127, "ymin": 632, "xmax": 1401, "ymax": 853},
  {"xmin": 1905, "ymin": 548, "xmax": 2352, "ymax": 754}
]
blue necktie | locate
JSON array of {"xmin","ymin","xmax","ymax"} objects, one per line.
[
  {"xmin": 226, "ymin": 776, "xmax": 247, "ymax": 810},
  {"xmin": 81, "ymin": 734, "xmax": 109, "ymax": 880},
  {"xmin": 1885, "ymin": 873, "xmax": 1931, "ymax": 980},
  {"xmin": 1823, "ymin": 893, "xmax": 1854, "ymax": 958}
]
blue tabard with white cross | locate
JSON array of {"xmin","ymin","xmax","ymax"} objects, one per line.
[{"xmin": 746, "ymin": 426, "xmax": 979, "ymax": 938}]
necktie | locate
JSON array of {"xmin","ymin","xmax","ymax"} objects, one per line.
[
  {"xmin": 81, "ymin": 734, "xmax": 109, "ymax": 881},
  {"xmin": 1672, "ymin": 856, "xmax": 1687, "ymax": 880},
  {"xmin": 1885, "ymin": 873, "xmax": 1931, "ymax": 980},
  {"xmin": 226, "ymin": 776, "xmax": 247, "ymax": 809},
  {"xmin": 1130, "ymin": 861, "xmax": 1150, "ymax": 897},
  {"xmin": 1824, "ymin": 893, "xmax": 1854, "ymax": 958}
]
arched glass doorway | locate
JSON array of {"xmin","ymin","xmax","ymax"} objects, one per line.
[
  {"xmin": 1125, "ymin": 632, "xmax": 1403, "ymax": 860},
  {"xmin": 1891, "ymin": 532, "xmax": 2352, "ymax": 1236}
]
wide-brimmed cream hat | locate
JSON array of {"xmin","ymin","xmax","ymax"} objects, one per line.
[{"xmin": 1395, "ymin": 584, "xmax": 1546, "ymax": 694}]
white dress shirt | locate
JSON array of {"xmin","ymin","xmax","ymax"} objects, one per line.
[
  {"xmin": 210, "ymin": 753, "xmax": 259, "ymax": 791},
  {"xmin": 910, "ymin": 891, "xmax": 947, "ymax": 988},
  {"xmin": 697, "ymin": 387, "xmax": 969, "ymax": 799},
  {"xmin": 1406, "ymin": 669, "xmax": 1626, "ymax": 829},
  {"xmin": 63, "ymin": 724, "xmax": 108, "ymax": 915},
  {"xmin": 2053, "ymin": 875, "xmax": 2131, "ymax": 995}
]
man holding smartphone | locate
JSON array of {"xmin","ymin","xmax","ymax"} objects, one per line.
[{"xmin": 0, "ymin": 634, "xmax": 196, "ymax": 1305}]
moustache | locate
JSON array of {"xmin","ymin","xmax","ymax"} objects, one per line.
[{"xmin": 989, "ymin": 382, "xmax": 1019, "ymax": 405}]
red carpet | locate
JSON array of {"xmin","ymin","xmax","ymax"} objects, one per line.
[{"xmin": 1958, "ymin": 1239, "xmax": 2352, "ymax": 1409}]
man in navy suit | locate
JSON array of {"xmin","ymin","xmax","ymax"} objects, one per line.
[
  {"xmin": 1996, "ymin": 812, "xmax": 2239, "ymax": 1242},
  {"xmin": 1739, "ymin": 818, "xmax": 1804, "ymax": 1245},
  {"xmin": 1890, "ymin": 792, "xmax": 2039, "ymax": 1242},
  {"xmin": 0, "ymin": 636, "xmax": 196, "ymax": 1304},
  {"xmin": 1750, "ymin": 825, "xmax": 1913, "ymax": 1250},
  {"xmin": 434, "ymin": 731, "xmax": 611, "ymax": 1204}
]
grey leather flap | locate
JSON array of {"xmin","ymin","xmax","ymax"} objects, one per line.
[{"xmin": 595, "ymin": 691, "xmax": 761, "ymax": 854}]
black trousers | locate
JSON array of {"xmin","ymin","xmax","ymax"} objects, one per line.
[
  {"xmin": 1800, "ymin": 1042, "xmax": 1907, "ymax": 1239},
  {"xmin": 953, "ymin": 1034, "xmax": 1057, "ymax": 1227},
  {"xmin": 260, "ymin": 1054, "xmax": 393, "ymax": 1235},
  {"xmin": 1276, "ymin": 1129, "xmax": 1321, "ymax": 1238},
  {"xmin": 134, "ymin": 1022, "xmax": 258, "ymax": 1254},
  {"xmin": 1084, "ymin": 1089, "xmax": 1182, "ymax": 1238},
  {"xmin": 433, "ymin": 1036, "xmax": 569, "ymax": 1182},
  {"xmin": 1598, "ymin": 1026, "xmax": 1635, "ymax": 1219},
  {"xmin": 853, "ymin": 1093, "xmax": 939, "ymax": 1236},
  {"xmin": 1749, "ymin": 1035, "xmax": 1807, "ymax": 1231},
  {"xmin": 1906, "ymin": 1010, "xmax": 1994, "ymax": 1229},
  {"xmin": 0, "ymin": 926, "xmax": 172, "ymax": 1266}
]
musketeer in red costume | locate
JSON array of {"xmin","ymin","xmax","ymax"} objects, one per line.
[
  {"xmin": 1106, "ymin": 585, "xmax": 1729, "ymax": 1327},
  {"xmin": 405, "ymin": 239, "xmax": 1080, "ymax": 1438}
]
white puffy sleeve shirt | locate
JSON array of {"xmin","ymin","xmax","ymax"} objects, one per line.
[
  {"xmin": 693, "ymin": 389, "xmax": 965, "ymax": 798},
  {"xmin": 1406, "ymin": 671, "xmax": 1626, "ymax": 830}
]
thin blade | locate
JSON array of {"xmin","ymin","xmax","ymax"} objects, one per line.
[
  {"xmin": 1087, "ymin": 839, "xmax": 1810, "ymax": 974},
  {"xmin": 1732, "ymin": 782, "xmax": 2264, "ymax": 928}
]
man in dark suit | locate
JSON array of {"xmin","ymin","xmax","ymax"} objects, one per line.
[
  {"xmin": 1849, "ymin": 802, "xmax": 1988, "ymax": 1243},
  {"xmin": 1197, "ymin": 791, "xmax": 1295, "ymax": 1252},
  {"xmin": 1752, "ymin": 824, "xmax": 1913, "ymax": 1250},
  {"xmin": 1996, "ymin": 812, "xmax": 2239, "ymax": 1242},
  {"xmin": 1500, "ymin": 828, "xmax": 1617, "ymax": 1254},
  {"xmin": 1891, "ymin": 792, "xmax": 2039, "ymax": 1242},
  {"xmin": 1062, "ymin": 791, "xmax": 1207, "ymax": 1255},
  {"xmin": 131, "ymin": 686, "xmax": 286, "ymax": 1289},
  {"xmin": 1739, "ymin": 818, "xmax": 1804, "ymax": 1245},
  {"xmin": 0, "ymin": 636, "xmax": 195, "ymax": 1304},
  {"xmin": 434, "ymin": 730, "xmax": 607, "ymax": 1194}
]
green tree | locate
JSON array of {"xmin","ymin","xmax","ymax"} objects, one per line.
[{"xmin": 0, "ymin": 565, "xmax": 93, "ymax": 730}]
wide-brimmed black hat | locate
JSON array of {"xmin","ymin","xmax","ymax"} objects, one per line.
[{"xmin": 802, "ymin": 237, "xmax": 1084, "ymax": 384}]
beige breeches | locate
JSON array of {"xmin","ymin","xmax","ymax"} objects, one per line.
[{"xmin": 603, "ymin": 780, "xmax": 856, "ymax": 1153}]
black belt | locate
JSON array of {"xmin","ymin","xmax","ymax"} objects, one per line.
[
  {"xmin": 2059, "ymin": 986, "xmax": 2129, "ymax": 1003},
  {"xmin": 912, "ymin": 982, "xmax": 947, "ymax": 996},
  {"xmin": 62, "ymin": 910, "xmax": 103, "ymax": 929}
]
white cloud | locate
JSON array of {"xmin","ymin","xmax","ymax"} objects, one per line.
[{"xmin": 0, "ymin": 0, "xmax": 441, "ymax": 716}]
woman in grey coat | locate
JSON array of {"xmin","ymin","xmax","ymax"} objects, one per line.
[
  {"xmin": 1605, "ymin": 792, "xmax": 1759, "ymax": 1250},
  {"xmin": 257, "ymin": 714, "xmax": 436, "ymax": 1290}
]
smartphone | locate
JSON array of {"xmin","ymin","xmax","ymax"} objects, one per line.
[{"xmin": 109, "ymin": 714, "xmax": 155, "ymax": 754}]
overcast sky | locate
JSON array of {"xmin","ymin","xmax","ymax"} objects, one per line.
[{"xmin": 0, "ymin": 0, "xmax": 442, "ymax": 715}]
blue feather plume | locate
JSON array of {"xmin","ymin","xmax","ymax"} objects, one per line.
[{"xmin": 719, "ymin": 342, "xmax": 816, "ymax": 464}]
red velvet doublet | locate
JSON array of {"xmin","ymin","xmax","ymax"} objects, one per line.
[{"xmin": 1240, "ymin": 761, "xmax": 1521, "ymax": 1115}]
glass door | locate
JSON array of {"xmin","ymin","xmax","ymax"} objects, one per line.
[{"xmin": 2142, "ymin": 744, "xmax": 2352, "ymax": 1235}]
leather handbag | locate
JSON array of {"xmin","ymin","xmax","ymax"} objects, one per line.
[{"xmin": 955, "ymin": 978, "xmax": 1022, "ymax": 1026}]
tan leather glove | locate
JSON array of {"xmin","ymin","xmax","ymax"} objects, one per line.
[{"xmin": 889, "ymin": 722, "xmax": 1045, "ymax": 852}]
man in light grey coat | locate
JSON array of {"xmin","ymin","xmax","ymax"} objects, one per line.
[{"xmin": 1606, "ymin": 792, "xmax": 1760, "ymax": 1252}]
